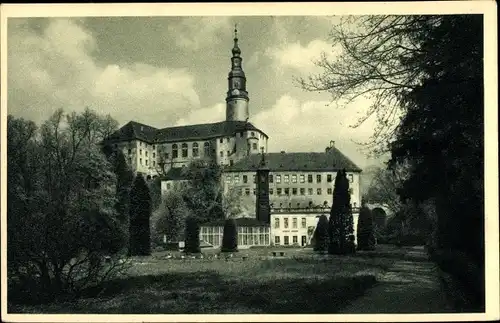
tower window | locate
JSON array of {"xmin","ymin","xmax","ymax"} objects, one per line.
[
  {"xmin": 192, "ymin": 142, "xmax": 199, "ymax": 157},
  {"xmin": 204, "ymin": 142, "xmax": 210, "ymax": 155},
  {"xmin": 182, "ymin": 143, "xmax": 188, "ymax": 158},
  {"xmin": 251, "ymin": 132, "xmax": 255, "ymax": 137},
  {"xmin": 252, "ymin": 143, "xmax": 257, "ymax": 150},
  {"xmin": 172, "ymin": 144, "xmax": 178, "ymax": 158}
]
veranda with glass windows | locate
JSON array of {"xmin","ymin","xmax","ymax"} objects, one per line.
[{"xmin": 199, "ymin": 218, "xmax": 271, "ymax": 249}]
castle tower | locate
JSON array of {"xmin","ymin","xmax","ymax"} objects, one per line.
[{"xmin": 226, "ymin": 25, "xmax": 249, "ymax": 122}]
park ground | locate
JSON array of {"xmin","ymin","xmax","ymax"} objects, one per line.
[{"xmin": 9, "ymin": 245, "xmax": 455, "ymax": 314}]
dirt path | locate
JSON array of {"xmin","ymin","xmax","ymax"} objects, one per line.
[{"xmin": 340, "ymin": 246, "xmax": 455, "ymax": 313}]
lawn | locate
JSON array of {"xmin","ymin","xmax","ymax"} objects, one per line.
[{"xmin": 8, "ymin": 246, "xmax": 403, "ymax": 314}]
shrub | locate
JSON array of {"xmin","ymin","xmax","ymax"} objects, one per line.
[
  {"xmin": 313, "ymin": 215, "xmax": 329, "ymax": 252},
  {"xmin": 221, "ymin": 218, "xmax": 238, "ymax": 252},
  {"xmin": 184, "ymin": 216, "xmax": 200, "ymax": 254},
  {"xmin": 328, "ymin": 170, "xmax": 355, "ymax": 255},
  {"xmin": 357, "ymin": 206, "xmax": 376, "ymax": 251}
]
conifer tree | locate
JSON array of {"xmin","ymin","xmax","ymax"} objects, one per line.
[
  {"xmin": 328, "ymin": 170, "xmax": 355, "ymax": 254},
  {"xmin": 313, "ymin": 215, "xmax": 329, "ymax": 253},
  {"xmin": 221, "ymin": 218, "xmax": 238, "ymax": 252},
  {"xmin": 129, "ymin": 174, "xmax": 152, "ymax": 256},
  {"xmin": 357, "ymin": 204, "xmax": 376, "ymax": 251},
  {"xmin": 184, "ymin": 216, "xmax": 201, "ymax": 254}
]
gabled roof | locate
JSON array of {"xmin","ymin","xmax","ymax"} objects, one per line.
[
  {"xmin": 224, "ymin": 149, "xmax": 362, "ymax": 173},
  {"xmin": 105, "ymin": 120, "xmax": 267, "ymax": 144}
]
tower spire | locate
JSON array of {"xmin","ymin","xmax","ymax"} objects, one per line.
[{"xmin": 226, "ymin": 24, "xmax": 249, "ymax": 122}]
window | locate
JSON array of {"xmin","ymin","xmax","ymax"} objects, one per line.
[
  {"xmin": 253, "ymin": 175, "xmax": 256, "ymax": 183},
  {"xmin": 128, "ymin": 149, "xmax": 131, "ymax": 155},
  {"xmin": 139, "ymin": 158, "xmax": 142, "ymax": 165},
  {"xmin": 153, "ymin": 161, "xmax": 155, "ymax": 166},
  {"xmin": 192, "ymin": 143, "xmax": 199, "ymax": 157},
  {"xmin": 275, "ymin": 236, "xmax": 280, "ymax": 245},
  {"xmin": 153, "ymin": 152, "xmax": 156, "ymax": 158},
  {"xmin": 145, "ymin": 151, "xmax": 148, "ymax": 157},
  {"xmin": 284, "ymin": 175, "xmax": 289, "ymax": 183},
  {"xmin": 270, "ymin": 188, "xmax": 274, "ymax": 195},
  {"xmin": 229, "ymin": 160, "xmax": 234, "ymax": 166},
  {"xmin": 220, "ymin": 138, "xmax": 223, "ymax": 143},
  {"xmin": 292, "ymin": 218, "xmax": 297, "ymax": 228},
  {"xmin": 284, "ymin": 218, "xmax": 289, "ymax": 229},
  {"xmin": 284, "ymin": 188, "xmax": 290, "ymax": 195},
  {"xmin": 243, "ymin": 175, "xmax": 248, "ymax": 183},
  {"xmin": 284, "ymin": 236, "xmax": 290, "ymax": 245},
  {"xmin": 204, "ymin": 142, "xmax": 210, "ymax": 155},
  {"xmin": 274, "ymin": 218, "xmax": 280, "ymax": 229},
  {"xmin": 226, "ymin": 175, "xmax": 232, "ymax": 184},
  {"xmin": 316, "ymin": 174, "xmax": 322, "ymax": 183},
  {"xmin": 220, "ymin": 151, "xmax": 223, "ymax": 157},
  {"xmin": 301, "ymin": 218, "xmax": 307, "ymax": 228},
  {"xmin": 300, "ymin": 188, "xmax": 305, "ymax": 195},
  {"xmin": 327, "ymin": 188, "xmax": 333, "ymax": 195},
  {"xmin": 153, "ymin": 145, "xmax": 155, "ymax": 149},
  {"xmin": 245, "ymin": 188, "xmax": 250, "ymax": 195},
  {"xmin": 182, "ymin": 143, "xmax": 188, "ymax": 157},
  {"xmin": 165, "ymin": 152, "xmax": 169, "ymax": 159},
  {"xmin": 252, "ymin": 143, "xmax": 257, "ymax": 150},
  {"xmin": 348, "ymin": 174, "xmax": 354, "ymax": 183},
  {"xmin": 269, "ymin": 175, "xmax": 274, "ymax": 183},
  {"xmin": 139, "ymin": 149, "xmax": 142, "ymax": 155},
  {"xmin": 167, "ymin": 183, "xmax": 171, "ymax": 190},
  {"xmin": 240, "ymin": 132, "xmax": 244, "ymax": 137},
  {"xmin": 292, "ymin": 174, "xmax": 297, "ymax": 183},
  {"xmin": 308, "ymin": 174, "xmax": 313, "ymax": 183},
  {"xmin": 300, "ymin": 174, "xmax": 305, "ymax": 183},
  {"xmin": 253, "ymin": 189, "xmax": 256, "ymax": 195},
  {"xmin": 145, "ymin": 160, "xmax": 148, "ymax": 166},
  {"xmin": 308, "ymin": 188, "xmax": 313, "ymax": 195},
  {"xmin": 317, "ymin": 188, "xmax": 322, "ymax": 195},
  {"xmin": 277, "ymin": 188, "xmax": 282, "ymax": 195},
  {"xmin": 172, "ymin": 144, "xmax": 178, "ymax": 158},
  {"xmin": 234, "ymin": 175, "xmax": 240, "ymax": 184},
  {"xmin": 251, "ymin": 132, "xmax": 255, "ymax": 137},
  {"xmin": 276, "ymin": 175, "xmax": 281, "ymax": 183},
  {"xmin": 327, "ymin": 174, "xmax": 333, "ymax": 182},
  {"xmin": 293, "ymin": 236, "xmax": 298, "ymax": 245},
  {"xmin": 292, "ymin": 188, "xmax": 297, "ymax": 195}
]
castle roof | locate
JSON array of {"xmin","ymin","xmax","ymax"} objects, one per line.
[
  {"xmin": 106, "ymin": 120, "xmax": 267, "ymax": 144},
  {"xmin": 224, "ymin": 150, "xmax": 362, "ymax": 173}
]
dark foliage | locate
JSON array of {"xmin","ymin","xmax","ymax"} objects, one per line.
[
  {"xmin": 129, "ymin": 174, "xmax": 152, "ymax": 256},
  {"xmin": 313, "ymin": 215, "xmax": 329, "ymax": 252},
  {"xmin": 221, "ymin": 218, "xmax": 238, "ymax": 252},
  {"xmin": 328, "ymin": 170, "xmax": 355, "ymax": 255},
  {"xmin": 184, "ymin": 216, "xmax": 201, "ymax": 254},
  {"xmin": 357, "ymin": 206, "xmax": 376, "ymax": 251}
]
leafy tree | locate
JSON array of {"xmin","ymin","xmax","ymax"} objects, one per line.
[
  {"xmin": 7, "ymin": 110, "xmax": 129, "ymax": 303},
  {"xmin": 182, "ymin": 160, "xmax": 226, "ymax": 224},
  {"xmin": 184, "ymin": 216, "xmax": 201, "ymax": 254},
  {"xmin": 357, "ymin": 205, "xmax": 376, "ymax": 251},
  {"xmin": 129, "ymin": 174, "xmax": 152, "ymax": 256},
  {"xmin": 313, "ymin": 215, "xmax": 329, "ymax": 253},
  {"xmin": 112, "ymin": 151, "xmax": 134, "ymax": 227},
  {"xmin": 221, "ymin": 218, "xmax": 238, "ymax": 253},
  {"xmin": 153, "ymin": 190, "xmax": 189, "ymax": 244},
  {"xmin": 328, "ymin": 170, "xmax": 355, "ymax": 255}
]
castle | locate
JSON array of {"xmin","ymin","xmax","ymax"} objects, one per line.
[{"xmin": 105, "ymin": 28, "xmax": 362, "ymax": 248}]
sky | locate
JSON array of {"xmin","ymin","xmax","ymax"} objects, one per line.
[{"xmin": 7, "ymin": 15, "xmax": 385, "ymax": 169}]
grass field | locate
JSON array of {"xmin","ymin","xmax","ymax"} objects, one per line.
[{"xmin": 9, "ymin": 246, "xmax": 405, "ymax": 314}]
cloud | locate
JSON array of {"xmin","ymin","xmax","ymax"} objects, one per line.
[
  {"xmin": 167, "ymin": 17, "xmax": 232, "ymax": 51},
  {"xmin": 7, "ymin": 18, "xmax": 201, "ymax": 127},
  {"xmin": 265, "ymin": 39, "xmax": 339, "ymax": 72},
  {"xmin": 252, "ymin": 94, "xmax": 377, "ymax": 168},
  {"xmin": 175, "ymin": 103, "xmax": 225, "ymax": 126}
]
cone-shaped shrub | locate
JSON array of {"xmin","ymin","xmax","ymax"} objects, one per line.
[
  {"xmin": 328, "ymin": 169, "xmax": 355, "ymax": 255},
  {"xmin": 357, "ymin": 205, "xmax": 376, "ymax": 251},
  {"xmin": 184, "ymin": 216, "xmax": 200, "ymax": 254},
  {"xmin": 313, "ymin": 215, "xmax": 329, "ymax": 252},
  {"xmin": 129, "ymin": 174, "xmax": 152, "ymax": 256},
  {"xmin": 221, "ymin": 218, "xmax": 238, "ymax": 252}
]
